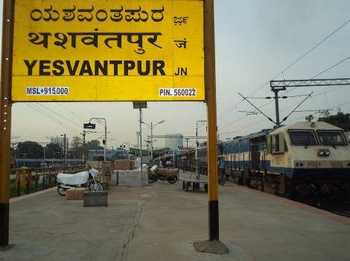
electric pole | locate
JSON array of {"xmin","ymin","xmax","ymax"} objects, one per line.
[
  {"xmin": 139, "ymin": 107, "xmax": 143, "ymax": 172},
  {"xmin": 86, "ymin": 117, "xmax": 107, "ymax": 161},
  {"xmin": 133, "ymin": 102, "xmax": 147, "ymax": 172},
  {"xmin": 272, "ymin": 88, "xmax": 283, "ymax": 126},
  {"xmin": 63, "ymin": 134, "xmax": 67, "ymax": 166},
  {"xmin": 270, "ymin": 77, "xmax": 350, "ymax": 127},
  {"xmin": 82, "ymin": 130, "xmax": 86, "ymax": 163},
  {"xmin": 150, "ymin": 122, "xmax": 153, "ymax": 161},
  {"xmin": 196, "ymin": 120, "xmax": 207, "ymax": 179}
]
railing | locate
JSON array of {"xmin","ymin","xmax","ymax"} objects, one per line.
[{"xmin": 10, "ymin": 165, "xmax": 86, "ymax": 198}]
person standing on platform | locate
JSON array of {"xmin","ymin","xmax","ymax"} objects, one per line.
[{"xmin": 219, "ymin": 157, "xmax": 225, "ymax": 185}]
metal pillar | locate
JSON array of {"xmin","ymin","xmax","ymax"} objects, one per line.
[
  {"xmin": 139, "ymin": 108, "xmax": 143, "ymax": 172},
  {"xmin": 195, "ymin": 123, "xmax": 199, "ymax": 178},
  {"xmin": 88, "ymin": 118, "xmax": 107, "ymax": 161},
  {"xmin": 195, "ymin": 120, "xmax": 207, "ymax": 180},
  {"xmin": 150, "ymin": 122, "xmax": 153, "ymax": 161},
  {"xmin": 104, "ymin": 122, "xmax": 107, "ymax": 161},
  {"xmin": 273, "ymin": 90, "xmax": 281, "ymax": 127},
  {"xmin": 0, "ymin": 0, "xmax": 14, "ymax": 247},
  {"xmin": 82, "ymin": 130, "xmax": 86, "ymax": 163},
  {"xmin": 63, "ymin": 134, "xmax": 67, "ymax": 166}
]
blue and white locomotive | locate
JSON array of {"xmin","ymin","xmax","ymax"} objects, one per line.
[{"xmin": 222, "ymin": 121, "xmax": 350, "ymax": 198}]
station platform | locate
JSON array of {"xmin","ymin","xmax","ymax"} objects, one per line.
[{"xmin": 1, "ymin": 182, "xmax": 349, "ymax": 261}]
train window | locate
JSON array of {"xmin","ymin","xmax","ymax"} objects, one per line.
[
  {"xmin": 273, "ymin": 135, "xmax": 280, "ymax": 152},
  {"xmin": 317, "ymin": 130, "xmax": 347, "ymax": 146},
  {"xmin": 269, "ymin": 134, "xmax": 288, "ymax": 154},
  {"xmin": 271, "ymin": 134, "xmax": 284, "ymax": 153},
  {"xmin": 267, "ymin": 136, "xmax": 272, "ymax": 153},
  {"xmin": 288, "ymin": 130, "xmax": 317, "ymax": 146},
  {"xmin": 284, "ymin": 139, "xmax": 288, "ymax": 151}
]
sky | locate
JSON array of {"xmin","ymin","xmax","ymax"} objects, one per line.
[{"xmin": 3, "ymin": 0, "xmax": 350, "ymax": 148}]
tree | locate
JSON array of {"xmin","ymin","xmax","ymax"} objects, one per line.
[
  {"xmin": 45, "ymin": 142, "xmax": 63, "ymax": 159},
  {"xmin": 70, "ymin": 136, "xmax": 83, "ymax": 159},
  {"xmin": 16, "ymin": 141, "xmax": 43, "ymax": 159},
  {"xmin": 86, "ymin": 139, "xmax": 103, "ymax": 150},
  {"xmin": 71, "ymin": 136, "xmax": 82, "ymax": 150},
  {"xmin": 319, "ymin": 112, "xmax": 350, "ymax": 131}
]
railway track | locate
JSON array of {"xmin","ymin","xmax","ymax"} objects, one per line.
[
  {"xmin": 305, "ymin": 199, "xmax": 350, "ymax": 218},
  {"xmin": 226, "ymin": 178, "xmax": 350, "ymax": 218}
]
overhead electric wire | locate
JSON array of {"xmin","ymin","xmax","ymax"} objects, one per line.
[
  {"xmin": 238, "ymin": 93, "xmax": 276, "ymax": 124},
  {"xmin": 274, "ymin": 19, "xmax": 350, "ymax": 79},
  {"xmin": 245, "ymin": 94, "xmax": 310, "ymax": 100},
  {"xmin": 26, "ymin": 104, "xmax": 81, "ymax": 136},
  {"xmin": 223, "ymin": 19, "xmax": 350, "ymax": 136},
  {"xmin": 36, "ymin": 104, "xmax": 82, "ymax": 130},
  {"xmin": 225, "ymin": 93, "xmax": 349, "ymax": 140},
  {"xmin": 294, "ymin": 100, "xmax": 350, "ymax": 122},
  {"xmin": 50, "ymin": 103, "xmax": 85, "ymax": 123},
  {"xmin": 224, "ymin": 64, "xmax": 350, "ymax": 135},
  {"xmin": 280, "ymin": 92, "xmax": 313, "ymax": 124},
  {"xmin": 246, "ymin": 54, "xmax": 350, "ymax": 120},
  {"xmin": 231, "ymin": 18, "xmax": 350, "ymax": 110},
  {"xmin": 311, "ymin": 55, "xmax": 350, "ymax": 79},
  {"xmin": 26, "ymin": 104, "xmax": 66, "ymax": 130},
  {"xmin": 285, "ymin": 55, "xmax": 350, "ymax": 95}
]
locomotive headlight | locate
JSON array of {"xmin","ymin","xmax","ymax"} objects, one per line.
[
  {"xmin": 318, "ymin": 149, "xmax": 330, "ymax": 157},
  {"xmin": 295, "ymin": 161, "xmax": 304, "ymax": 167}
]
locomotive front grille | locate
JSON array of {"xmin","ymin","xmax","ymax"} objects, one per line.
[{"xmin": 294, "ymin": 160, "xmax": 348, "ymax": 168}]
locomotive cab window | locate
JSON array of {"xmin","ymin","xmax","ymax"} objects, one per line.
[
  {"xmin": 271, "ymin": 134, "xmax": 286, "ymax": 154},
  {"xmin": 317, "ymin": 130, "xmax": 347, "ymax": 146},
  {"xmin": 288, "ymin": 130, "xmax": 317, "ymax": 146}
]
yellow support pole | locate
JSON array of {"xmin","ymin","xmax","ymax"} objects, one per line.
[{"xmin": 204, "ymin": 0, "xmax": 219, "ymax": 241}]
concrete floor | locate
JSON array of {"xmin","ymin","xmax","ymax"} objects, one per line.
[{"xmin": 1, "ymin": 182, "xmax": 349, "ymax": 261}]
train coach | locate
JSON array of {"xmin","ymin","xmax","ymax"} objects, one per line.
[{"xmin": 222, "ymin": 121, "xmax": 350, "ymax": 200}]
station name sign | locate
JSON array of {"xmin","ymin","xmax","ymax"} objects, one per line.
[{"xmin": 12, "ymin": 0, "xmax": 205, "ymax": 102}]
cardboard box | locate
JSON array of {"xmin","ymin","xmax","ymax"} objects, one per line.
[
  {"xmin": 65, "ymin": 188, "xmax": 87, "ymax": 200},
  {"xmin": 157, "ymin": 168, "xmax": 179, "ymax": 176},
  {"xmin": 113, "ymin": 159, "xmax": 133, "ymax": 170}
]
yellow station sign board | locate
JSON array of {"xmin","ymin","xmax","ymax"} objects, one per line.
[{"xmin": 12, "ymin": 0, "xmax": 204, "ymax": 102}]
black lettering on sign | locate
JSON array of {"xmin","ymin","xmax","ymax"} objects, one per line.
[
  {"xmin": 138, "ymin": 60, "xmax": 151, "ymax": 76},
  {"xmin": 79, "ymin": 60, "xmax": 93, "ymax": 75},
  {"xmin": 174, "ymin": 16, "xmax": 188, "ymax": 25},
  {"xmin": 62, "ymin": 6, "xmax": 76, "ymax": 21},
  {"xmin": 124, "ymin": 60, "xmax": 136, "ymax": 75},
  {"xmin": 151, "ymin": 7, "xmax": 165, "ymax": 22},
  {"xmin": 24, "ymin": 60, "xmax": 37, "ymax": 75},
  {"xmin": 66, "ymin": 60, "xmax": 80, "ymax": 75},
  {"xmin": 42, "ymin": 5, "xmax": 60, "ymax": 21},
  {"xmin": 95, "ymin": 60, "xmax": 108, "ymax": 75},
  {"xmin": 96, "ymin": 9, "xmax": 108, "ymax": 22},
  {"xmin": 30, "ymin": 6, "xmax": 165, "ymax": 23},
  {"xmin": 154, "ymin": 60, "xmax": 165, "ymax": 76},
  {"xmin": 175, "ymin": 67, "xmax": 187, "ymax": 76},
  {"xmin": 22, "ymin": 60, "xmax": 167, "ymax": 76},
  {"xmin": 30, "ymin": 9, "xmax": 43, "ymax": 21},
  {"xmin": 39, "ymin": 60, "xmax": 51, "ymax": 76},
  {"xmin": 109, "ymin": 60, "xmax": 123, "ymax": 75},
  {"xmin": 52, "ymin": 60, "xmax": 65, "ymax": 76},
  {"xmin": 174, "ymin": 38, "xmax": 187, "ymax": 48}
]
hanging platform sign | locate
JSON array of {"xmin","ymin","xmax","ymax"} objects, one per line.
[{"xmin": 12, "ymin": 0, "xmax": 204, "ymax": 102}]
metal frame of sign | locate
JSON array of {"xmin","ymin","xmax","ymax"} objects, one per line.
[{"xmin": 0, "ymin": 0, "xmax": 220, "ymax": 247}]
